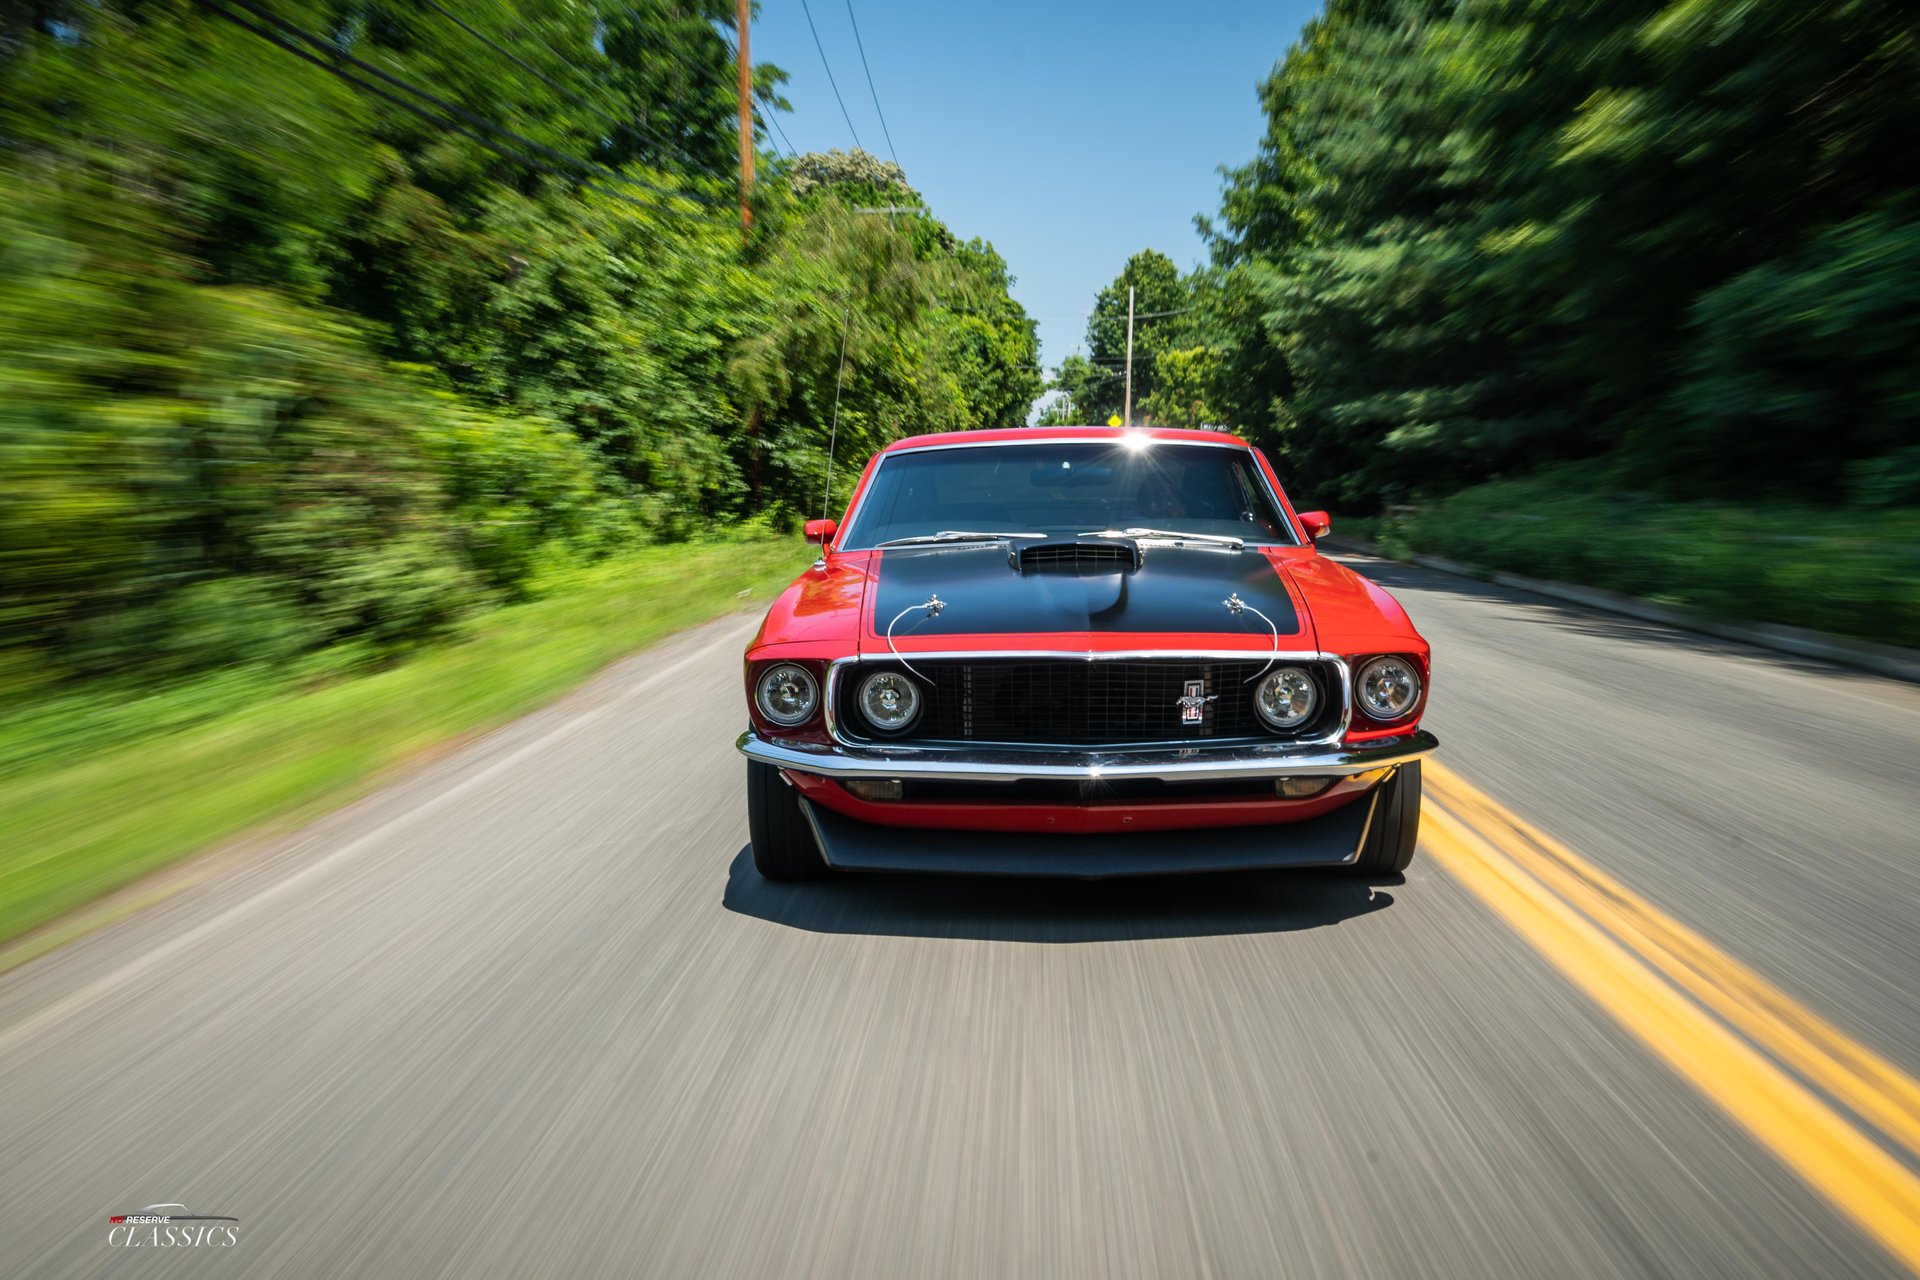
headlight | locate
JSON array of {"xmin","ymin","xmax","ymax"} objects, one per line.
[
  {"xmin": 1355, "ymin": 656, "xmax": 1421, "ymax": 721},
  {"xmin": 1253, "ymin": 666, "xmax": 1319, "ymax": 730},
  {"xmin": 754, "ymin": 663, "xmax": 819, "ymax": 727},
  {"xmin": 856, "ymin": 670, "xmax": 922, "ymax": 733}
]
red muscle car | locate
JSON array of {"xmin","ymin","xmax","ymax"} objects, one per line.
[{"xmin": 737, "ymin": 427, "xmax": 1436, "ymax": 879}]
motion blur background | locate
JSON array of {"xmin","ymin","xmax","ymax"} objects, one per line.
[
  {"xmin": 5, "ymin": 8, "xmax": 1920, "ymax": 1277},
  {"xmin": 0, "ymin": 0, "xmax": 1916, "ymax": 941}
]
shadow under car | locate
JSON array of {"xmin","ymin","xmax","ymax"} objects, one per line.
[{"xmin": 721, "ymin": 846, "xmax": 1398, "ymax": 943}]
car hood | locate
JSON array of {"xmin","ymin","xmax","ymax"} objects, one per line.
[{"xmin": 864, "ymin": 542, "xmax": 1313, "ymax": 652}]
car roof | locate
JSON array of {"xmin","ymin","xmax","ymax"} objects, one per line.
[{"xmin": 879, "ymin": 426, "xmax": 1253, "ymax": 452}]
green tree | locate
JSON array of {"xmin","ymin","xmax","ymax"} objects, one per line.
[
  {"xmin": 1083, "ymin": 250, "xmax": 1189, "ymax": 423},
  {"xmin": 788, "ymin": 148, "xmax": 912, "ymax": 201},
  {"xmin": 0, "ymin": 2, "xmax": 1037, "ymax": 698},
  {"xmin": 1141, "ymin": 347, "xmax": 1222, "ymax": 428},
  {"xmin": 1043, "ymin": 354, "xmax": 1114, "ymax": 425},
  {"xmin": 1180, "ymin": 0, "xmax": 1920, "ymax": 507}
]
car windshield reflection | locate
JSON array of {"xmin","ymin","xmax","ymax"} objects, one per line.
[{"xmin": 839, "ymin": 442, "xmax": 1297, "ymax": 550}]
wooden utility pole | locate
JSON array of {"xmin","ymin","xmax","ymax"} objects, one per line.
[
  {"xmin": 1123, "ymin": 285, "xmax": 1136, "ymax": 427},
  {"xmin": 737, "ymin": 0, "xmax": 757, "ymax": 494},
  {"xmin": 736, "ymin": 0, "xmax": 753, "ymax": 242}
]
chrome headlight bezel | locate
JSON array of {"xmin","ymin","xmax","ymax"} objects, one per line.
[
  {"xmin": 1252, "ymin": 665, "xmax": 1320, "ymax": 731},
  {"xmin": 1354, "ymin": 655, "xmax": 1422, "ymax": 722},
  {"xmin": 754, "ymin": 662, "xmax": 820, "ymax": 728},
  {"xmin": 855, "ymin": 669, "xmax": 923, "ymax": 735}
]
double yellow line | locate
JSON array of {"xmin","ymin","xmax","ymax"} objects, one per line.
[{"xmin": 1422, "ymin": 761, "xmax": 1920, "ymax": 1272}]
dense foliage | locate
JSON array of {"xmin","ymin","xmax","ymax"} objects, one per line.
[
  {"xmin": 0, "ymin": 0, "xmax": 1039, "ymax": 698},
  {"xmin": 1373, "ymin": 464, "xmax": 1920, "ymax": 647},
  {"xmin": 1067, "ymin": 0, "xmax": 1919, "ymax": 513}
]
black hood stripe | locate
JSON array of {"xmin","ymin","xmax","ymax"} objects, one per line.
[{"xmin": 870, "ymin": 544, "xmax": 1301, "ymax": 638}]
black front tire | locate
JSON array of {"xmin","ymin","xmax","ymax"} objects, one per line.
[
  {"xmin": 748, "ymin": 760, "xmax": 829, "ymax": 880},
  {"xmin": 1349, "ymin": 761, "xmax": 1421, "ymax": 876}
]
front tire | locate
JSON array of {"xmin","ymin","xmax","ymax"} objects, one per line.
[
  {"xmin": 1349, "ymin": 761, "xmax": 1421, "ymax": 876},
  {"xmin": 748, "ymin": 760, "xmax": 829, "ymax": 880}
]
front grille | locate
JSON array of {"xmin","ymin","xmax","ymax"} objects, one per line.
[{"xmin": 838, "ymin": 658, "xmax": 1339, "ymax": 747}]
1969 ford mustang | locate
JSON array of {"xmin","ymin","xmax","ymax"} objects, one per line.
[{"xmin": 737, "ymin": 426, "xmax": 1437, "ymax": 879}]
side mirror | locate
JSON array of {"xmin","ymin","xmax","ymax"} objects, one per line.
[
  {"xmin": 1297, "ymin": 510, "xmax": 1331, "ymax": 542},
  {"xmin": 804, "ymin": 518, "xmax": 838, "ymax": 547}
]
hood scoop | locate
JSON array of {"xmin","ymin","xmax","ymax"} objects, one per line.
[{"xmin": 1012, "ymin": 537, "xmax": 1143, "ymax": 575}]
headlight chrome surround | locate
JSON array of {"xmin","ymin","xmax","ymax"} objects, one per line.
[
  {"xmin": 1252, "ymin": 665, "xmax": 1320, "ymax": 731},
  {"xmin": 1354, "ymin": 655, "xmax": 1422, "ymax": 722},
  {"xmin": 855, "ymin": 670, "xmax": 923, "ymax": 734},
  {"xmin": 754, "ymin": 662, "xmax": 820, "ymax": 728}
]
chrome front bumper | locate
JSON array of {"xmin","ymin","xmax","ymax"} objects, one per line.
[{"xmin": 735, "ymin": 728, "xmax": 1438, "ymax": 785}]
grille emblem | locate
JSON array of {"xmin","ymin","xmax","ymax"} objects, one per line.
[{"xmin": 1176, "ymin": 679, "xmax": 1215, "ymax": 725}]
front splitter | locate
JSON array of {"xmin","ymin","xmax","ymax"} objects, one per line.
[{"xmin": 799, "ymin": 790, "xmax": 1379, "ymax": 878}]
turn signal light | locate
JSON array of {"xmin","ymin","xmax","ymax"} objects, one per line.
[
  {"xmin": 1274, "ymin": 777, "xmax": 1333, "ymax": 799},
  {"xmin": 844, "ymin": 778, "xmax": 905, "ymax": 802}
]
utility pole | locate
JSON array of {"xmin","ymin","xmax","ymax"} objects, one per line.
[
  {"xmin": 735, "ymin": 0, "xmax": 753, "ymax": 243},
  {"xmin": 737, "ymin": 0, "xmax": 756, "ymax": 494},
  {"xmin": 1123, "ymin": 285, "xmax": 1135, "ymax": 427}
]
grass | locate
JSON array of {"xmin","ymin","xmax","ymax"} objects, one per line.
[
  {"xmin": 1342, "ymin": 466, "xmax": 1920, "ymax": 649},
  {"xmin": 0, "ymin": 538, "xmax": 808, "ymax": 948}
]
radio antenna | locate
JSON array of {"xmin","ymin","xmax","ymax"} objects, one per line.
[{"xmin": 822, "ymin": 305, "xmax": 854, "ymax": 520}]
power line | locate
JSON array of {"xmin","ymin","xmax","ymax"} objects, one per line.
[
  {"xmin": 217, "ymin": 0, "xmax": 722, "ymax": 209},
  {"xmin": 842, "ymin": 0, "xmax": 898, "ymax": 167},
  {"xmin": 480, "ymin": 0, "xmax": 704, "ymax": 163},
  {"xmin": 236, "ymin": 0, "xmax": 721, "ymax": 210},
  {"xmin": 193, "ymin": 0, "xmax": 727, "ymax": 223},
  {"xmin": 416, "ymin": 0, "xmax": 617, "ymax": 132},
  {"xmin": 798, "ymin": 0, "xmax": 864, "ymax": 151},
  {"xmin": 758, "ymin": 92, "xmax": 800, "ymax": 159},
  {"xmin": 1088, "ymin": 305, "xmax": 1193, "ymax": 323},
  {"xmin": 762, "ymin": 111, "xmax": 796, "ymax": 158}
]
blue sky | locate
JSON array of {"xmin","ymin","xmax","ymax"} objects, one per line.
[{"xmin": 749, "ymin": 0, "xmax": 1321, "ymax": 370}]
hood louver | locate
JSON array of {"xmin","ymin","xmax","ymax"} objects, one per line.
[{"xmin": 1013, "ymin": 539, "xmax": 1143, "ymax": 575}]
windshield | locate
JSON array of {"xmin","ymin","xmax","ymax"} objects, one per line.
[{"xmin": 839, "ymin": 441, "xmax": 1298, "ymax": 549}]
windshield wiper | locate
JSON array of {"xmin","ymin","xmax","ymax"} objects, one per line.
[
  {"xmin": 1080, "ymin": 526, "xmax": 1246, "ymax": 550},
  {"xmin": 876, "ymin": 530, "xmax": 1046, "ymax": 547}
]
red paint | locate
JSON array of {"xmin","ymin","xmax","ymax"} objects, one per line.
[
  {"xmin": 745, "ymin": 429, "xmax": 1431, "ymax": 833},
  {"xmin": 787, "ymin": 770, "xmax": 1375, "ymax": 835}
]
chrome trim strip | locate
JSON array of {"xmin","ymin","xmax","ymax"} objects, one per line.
[
  {"xmin": 826, "ymin": 652, "xmax": 1352, "ymax": 751},
  {"xmin": 737, "ymin": 727, "xmax": 1438, "ymax": 784}
]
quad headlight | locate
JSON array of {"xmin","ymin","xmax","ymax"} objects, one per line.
[
  {"xmin": 754, "ymin": 663, "xmax": 819, "ymax": 727},
  {"xmin": 1355, "ymin": 656, "xmax": 1422, "ymax": 721},
  {"xmin": 856, "ymin": 670, "xmax": 923, "ymax": 733},
  {"xmin": 1253, "ymin": 666, "xmax": 1319, "ymax": 731}
]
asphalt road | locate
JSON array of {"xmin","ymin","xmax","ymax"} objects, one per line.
[{"xmin": 3, "ymin": 552, "xmax": 1919, "ymax": 1278}]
